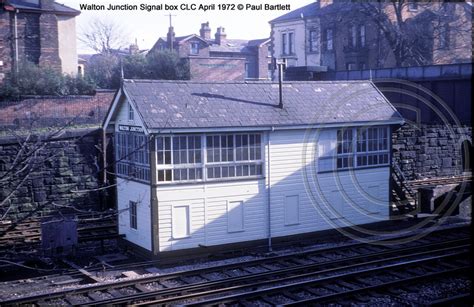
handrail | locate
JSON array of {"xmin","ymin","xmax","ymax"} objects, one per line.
[{"xmin": 392, "ymin": 163, "xmax": 418, "ymax": 208}]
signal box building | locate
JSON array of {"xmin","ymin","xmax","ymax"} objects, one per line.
[{"xmin": 103, "ymin": 80, "xmax": 403, "ymax": 257}]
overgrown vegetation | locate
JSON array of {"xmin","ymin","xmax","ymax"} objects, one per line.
[
  {"xmin": 0, "ymin": 62, "xmax": 96, "ymax": 101},
  {"xmin": 85, "ymin": 50, "xmax": 190, "ymax": 89}
]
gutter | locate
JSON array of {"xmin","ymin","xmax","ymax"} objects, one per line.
[
  {"xmin": 266, "ymin": 128, "xmax": 273, "ymax": 252},
  {"xmin": 147, "ymin": 119, "xmax": 406, "ymax": 134}
]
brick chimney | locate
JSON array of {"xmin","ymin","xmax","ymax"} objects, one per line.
[
  {"xmin": 40, "ymin": 0, "xmax": 55, "ymax": 10},
  {"xmin": 215, "ymin": 27, "xmax": 227, "ymax": 45},
  {"xmin": 167, "ymin": 26, "xmax": 175, "ymax": 51},
  {"xmin": 200, "ymin": 22, "xmax": 211, "ymax": 40},
  {"xmin": 129, "ymin": 43, "xmax": 139, "ymax": 55},
  {"xmin": 38, "ymin": 0, "xmax": 62, "ymax": 71},
  {"xmin": 319, "ymin": 0, "xmax": 333, "ymax": 8}
]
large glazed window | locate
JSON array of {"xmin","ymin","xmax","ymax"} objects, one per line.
[
  {"xmin": 156, "ymin": 133, "xmax": 263, "ymax": 183},
  {"xmin": 115, "ymin": 132, "xmax": 150, "ymax": 182},
  {"xmin": 157, "ymin": 135, "xmax": 203, "ymax": 182},
  {"xmin": 318, "ymin": 126, "xmax": 389, "ymax": 172}
]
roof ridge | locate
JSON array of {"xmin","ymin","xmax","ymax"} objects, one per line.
[{"xmin": 123, "ymin": 79, "xmax": 373, "ymax": 84}]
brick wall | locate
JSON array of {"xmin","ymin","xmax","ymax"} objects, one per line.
[
  {"xmin": 189, "ymin": 57, "xmax": 245, "ymax": 81},
  {"xmin": 393, "ymin": 124, "xmax": 472, "ymax": 180}
]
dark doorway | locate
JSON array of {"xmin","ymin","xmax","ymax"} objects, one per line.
[{"xmin": 461, "ymin": 140, "xmax": 472, "ymax": 173}]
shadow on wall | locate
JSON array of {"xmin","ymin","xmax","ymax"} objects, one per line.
[{"xmin": 119, "ymin": 148, "xmax": 392, "ymax": 252}]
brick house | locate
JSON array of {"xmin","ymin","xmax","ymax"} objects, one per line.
[
  {"xmin": 0, "ymin": 0, "xmax": 80, "ymax": 80},
  {"xmin": 269, "ymin": 1, "xmax": 472, "ymax": 76},
  {"xmin": 148, "ymin": 22, "xmax": 271, "ymax": 81}
]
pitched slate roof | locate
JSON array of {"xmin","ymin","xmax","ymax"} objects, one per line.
[
  {"xmin": 121, "ymin": 80, "xmax": 402, "ymax": 130},
  {"xmin": 270, "ymin": 2, "xmax": 319, "ymax": 23},
  {"xmin": 9, "ymin": 0, "xmax": 80, "ymax": 15}
]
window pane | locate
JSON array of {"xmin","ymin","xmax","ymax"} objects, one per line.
[
  {"xmin": 158, "ymin": 170, "xmax": 164, "ymax": 181},
  {"xmin": 157, "ymin": 137, "xmax": 163, "ymax": 150},
  {"xmin": 243, "ymin": 165, "xmax": 249, "ymax": 176},
  {"xmin": 189, "ymin": 168, "xmax": 195, "ymax": 180},
  {"xmin": 222, "ymin": 166, "xmax": 229, "ymax": 178},
  {"xmin": 174, "ymin": 169, "xmax": 181, "ymax": 181},
  {"xmin": 250, "ymin": 164, "xmax": 256, "ymax": 175},
  {"xmin": 165, "ymin": 170, "xmax": 172, "ymax": 181},
  {"xmin": 207, "ymin": 149, "xmax": 214, "ymax": 162},
  {"xmin": 173, "ymin": 151, "xmax": 180, "ymax": 164},
  {"xmin": 180, "ymin": 150, "xmax": 187, "ymax": 163},
  {"xmin": 236, "ymin": 165, "xmax": 243, "ymax": 176},
  {"xmin": 207, "ymin": 136, "xmax": 213, "ymax": 147},
  {"xmin": 229, "ymin": 166, "xmax": 235, "ymax": 177},
  {"xmin": 214, "ymin": 167, "xmax": 221, "ymax": 178},
  {"xmin": 195, "ymin": 150, "xmax": 202, "ymax": 163},
  {"xmin": 196, "ymin": 168, "xmax": 203, "ymax": 179},
  {"xmin": 181, "ymin": 169, "xmax": 188, "ymax": 180},
  {"xmin": 165, "ymin": 151, "xmax": 171, "ymax": 164}
]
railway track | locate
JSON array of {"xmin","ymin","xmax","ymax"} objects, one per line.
[
  {"xmin": 2, "ymin": 225, "xmax": 470, "ymax": 306},
  {"xmin": 0, "ymin": 214, "xmax": 118, "ymax": 250}
]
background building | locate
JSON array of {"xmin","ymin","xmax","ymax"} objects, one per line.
[
  {"xmin": 269, "ymin": 1, "xmax": 472, "ymax": 77},
  {"xmin": 149, "ymin": 22, "xmax": 271, "ymax": 81},
  {"xmin": 0, "ymin": 0, "xmax": 80, "ymax": 80}
]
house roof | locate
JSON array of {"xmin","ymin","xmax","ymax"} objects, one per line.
[
  {"xmin": 8, "ymin": 0, "xmax": 80, "ymax": 15},
  {"xmin": 208, "ymin": 39, "xmax": 254, "ymax": 53},
  {"xmin": 269, "ymin": 2, "xmax": 319, "ymax": 23},
  {"xmin": 119, "ymin": 80, "xmax": 403, "ymax": 131}
]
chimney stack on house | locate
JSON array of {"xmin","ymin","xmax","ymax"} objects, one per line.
[
  {"xmin": 38, "ymin": 0, "xmax": 62, "ymax": 71},
  {"xmin": 40, "ymin": 0, "xmax": 55, "ymax": 10},
  {"xmin": 167, "ymin": 26, "xmax": 175, "ymax": 51},
  {"xmin": 200, "ymin": 22, "xmax": 211, "ymax": 40},
  {"xmin": 215, "ymin": 27, "xmax": 227, "ymax": 45}
]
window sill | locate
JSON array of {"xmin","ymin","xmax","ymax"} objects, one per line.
[
  {"xmin": 172, "ymin": 235, "xmax": 191, "ymax": 240},
  {"xmin": 228, "ymin": 229, "xmax": 245, "ymax": 233},
  {"xmin": 317, "ymin": 164, "xmax": 390, "ymax": 174},
  {"xmin": 155, "ymin": 176, "xmax": 265, "ymax": 186},
  {"xmin": 284, "ymin": 222, "xmax": 300, "ymax": 226}
]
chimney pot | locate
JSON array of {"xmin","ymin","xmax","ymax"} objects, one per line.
[{"xmin": 200, "ymin": 21, "xmax": 211, "ymax": 40}]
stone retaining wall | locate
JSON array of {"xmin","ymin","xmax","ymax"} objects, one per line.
[
  {"xmin": 392, "ymin": 124, "xmax": 472, "ymax": 180},
  {"xmin": 0, "ymin": 129, "xmax": 114, "ymax": 222}
]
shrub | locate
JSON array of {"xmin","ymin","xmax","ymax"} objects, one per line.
[{"xmin": 0, "ymin": 62, "xmax": 96, "ymax": 101}]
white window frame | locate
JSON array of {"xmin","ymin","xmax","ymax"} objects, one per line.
[
  {"xmin": 129, "ymin": 201, "xmax": 138, "ymax": 230},
  {"xmin": 351, "ymin": 25, "xmax": 357, "ymax": 48},
  {"xmin": 156, "ymin": 133, "xmax": 264, "ymax": 184},
  {"xmin": 309, "ymin": 30, "xmax": 318, "ymax": 52},
  {"xmin": 116, "ymin": 132, "xmax": 150, "ymax": 182},
  {"xmin": 360, "ymin": 25, "xmax": 366, "ymax": 47},
  {"xmin": 190, "ymin": 42, "xmax": 199, "ymax": 55},
  {"xmin": 318, "ymin": 126, "xmax": 390, "ymax": 172},
  {"xmin": 288, "ymin": 32, "xmax": 295, "ymax": 55},
  {"xmin": 128, "ymin": 103, "xmax": 134, "ymax": 121},
  {"xmin": 157, "ymin": 135, "xmax": 203, "ymax": 183},
  {"xmin": 326, "ymin": 29, "xmax": 333, "ymax": 51},
  {"xmin": 282, "ymin": 33, "xmax": 287, "ymax": 55}
]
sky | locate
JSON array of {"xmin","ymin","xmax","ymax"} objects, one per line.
[{"xmin": 60, "ymin": 0, "xmax": 313, "ymax": 54}]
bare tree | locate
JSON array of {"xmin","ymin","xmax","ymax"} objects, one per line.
[
  {"xmin": 357, "ymin": 1, "xmax": 472, "ymax": 66},
  {"xmin": 322, "ymin": 1, "xmax": 472, "ymax": 67},
  {"xmin": 79, "ymin": 18, "xmax": 129, "ymax": 54}
]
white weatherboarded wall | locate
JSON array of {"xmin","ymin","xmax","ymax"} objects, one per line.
[
  {"xmin": 268, "ymin": 129, "xmax": 390, "ymax": 238},
  {"xmin": 115, "ymin": 98, "xmax": 144, "ymax": 129},
  {"xmin": 152, "ymin": 128, "xmax": 390, "ymax": 252},
  {"xmin": 117, "ymin": 179, "xmax": 152, "ymax": 250},
  {"xmin": 156, "ymin": 180, "xmax": 267, "ymax": 252}
]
